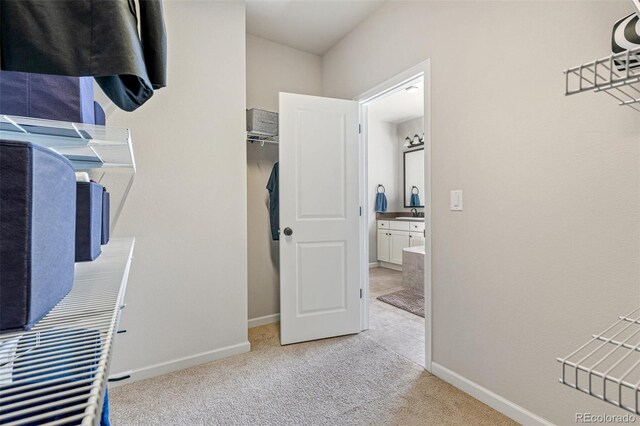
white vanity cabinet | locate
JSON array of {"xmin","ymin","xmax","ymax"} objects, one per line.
[
  {"xmin": 410, "ymin": 232, "xmax": 425, "ymax": 247},
  {"xmin": 389, "ymin": 231, "xmax": 410, "ymax": 264},
  {"xmin": 377, "ymin": 229, "xmax": 391, "ymax": 262},
  {"xmin": 377, "ymin": 219, "xmax": 425, "ymax": 265}
]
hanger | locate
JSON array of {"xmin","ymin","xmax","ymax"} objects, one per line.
[
  {"xmin": 412, "ymin": 186, "xmax": 419, "ymax": 194},
  {"xmin": 377, "ymin": 184, "xmax": 385, "ymax": 193}
]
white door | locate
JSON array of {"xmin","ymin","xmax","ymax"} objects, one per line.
[
  {"xmin": 410, "ymin": 231, "xmax": 425, "ymax": 247},
  {"xmin": 377, "ymin": 230, "xmax": 390, "ymax": 262},
  {"xmin": 279, "ymin": 92, "xmax": 361, "ymax": 345},
  {"xmin": 389, "ymin": 231, "xmax": 410, "ymax": 265}
]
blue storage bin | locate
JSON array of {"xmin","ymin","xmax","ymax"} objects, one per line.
[
  {"xmin": 101, "ymin": 189, "xmax": 110, "ymax": 245},
  {"xmin": 75, "ymin": 182, "xmax": 103, "ymax": 262},
  {"xmin": 0, "ymin": 140, "xmax": 76, "ymax": 333},
  {"xmin": 94, "ymin": 101, "xmax": 106, "ymax": 126},
  {"xmin": 0, "ymin": 71, "xmax": 95, "ymax": 124}
]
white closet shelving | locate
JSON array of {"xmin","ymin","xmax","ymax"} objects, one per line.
[
  {"xmin": 0, "ymin": 115, "xmax": 136, "ymax": 425},
  {"xmin": 558, "ymin": 46, "xmax": 640, "ymax": 415},
  {"xmin": 558, "ymin": 307, "xmax": 640, "ymax": 414},
  {"xmin": 0, "ymin": 115, "xmax": 136, "ymax": 230},
  {"xmin": 0, "ymin": 239, "xmax": 134, "ymax": 426},
  {"xmin": 565, "ymin": 46, "xmax": 640, "ymax": 111},
  {"xmin": 246, "ymin": 131, "xmax": 278, "ymax": 146}
]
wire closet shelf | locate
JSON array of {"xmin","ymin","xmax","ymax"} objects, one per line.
[
  {"xmin": 559, "ymin": 46, "xmax": 640, "ymax": 415},
  {"xmin": 558, "ymin": 306, "xmax": 640, "ymax": 415},
  {"xmin": 565, "ymin": 46, "xmax": 640, "ymax": 111},
  {"xmin": 0, "ymin": 115, "xmax": 136, "ymax": 231},
  {"xmin": 0, "ymin": 239, "xmax": 134, "ymax": 426},
  {"xmin": 247, "ymin": 131, "xmax": 278, "ymax": 146}
]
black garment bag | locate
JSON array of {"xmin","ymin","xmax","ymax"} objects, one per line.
[{"xmin": 0, "ymin": 0, "xmax": 167, "ymax": 111}]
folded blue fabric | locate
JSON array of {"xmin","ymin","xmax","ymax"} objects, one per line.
[
  {"xmin": 375, "ymin": 192, "xmax": 388, "ymax": 212},
  {"xmin": 410, "ymin": 193, "xmax": 421, "ymax": 207},
  {"xmin": 102, "ymin": 388, "xmax": 111, "ymax": 426}
]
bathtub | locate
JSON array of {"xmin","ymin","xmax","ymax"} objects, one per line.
[{"xmin": 402, "ymin": 245, "xmax": 425, "ymax": 290}]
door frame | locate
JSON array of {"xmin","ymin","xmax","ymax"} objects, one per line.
[{"xmin": 354, "ymin": 60, "xmax": 432, "ymax": 372}]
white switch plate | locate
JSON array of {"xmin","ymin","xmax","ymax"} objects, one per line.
[{"xmin": 450, "ymin": 190, "xmax": 463, "ymax": 211}]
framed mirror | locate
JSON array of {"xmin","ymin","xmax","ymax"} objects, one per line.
[{"xmin": 403, "ymin": 148, "xmax": 424, "ymax": 208}]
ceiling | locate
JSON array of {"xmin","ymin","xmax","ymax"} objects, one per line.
[
  {"xmin": 246, "ymin": 0, "xmax": 385, "ymax": 55},
  {"xmin": 368, "ymin": 81, "xmax": 424, "ymax": 124}
]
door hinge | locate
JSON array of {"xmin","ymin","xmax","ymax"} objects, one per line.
[
  {"xmin": 358, "ymin": 124, "xmax": 362, "ymax": 134},
  {"xmin": 359, "ymin": 206, "xmax": 362, "ymax": 216},
  {"xmin": 360, "ymin": 289, "xmax": 363, "ymax": 298}
]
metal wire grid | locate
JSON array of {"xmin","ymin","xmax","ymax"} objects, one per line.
[
  {"xmin": 0, "ymin": 239, "xmax": 134, "ymax": 426},
  {"xmin": 247, "ymin": 131, "xmax": 278, "ymax": 146},
  {"xmin": 557, "ymin": 306, "xmax": 640, "ymax": 414},
  {"xmin": 565, "ymin": 47, "xmax": 640, "ymax": 112}
]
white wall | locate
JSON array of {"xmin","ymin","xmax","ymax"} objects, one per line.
[
  {"xmin": 397, "ymin": 116, "xmax": 425, "ymax": 212},
  {"xmin": 323, "ymin": 1, "xmax": 640, "ymax": 424},
  {"xmin": 103, "ymin": 1, "xmax": 249, "ymax": 380},
  {"xmin": 367, "ymin": 116, "xmax": 399, "ymax": 262},
  {"xmin": 246, "ymin": 34, "xmax": 323, "ymax": 321}
]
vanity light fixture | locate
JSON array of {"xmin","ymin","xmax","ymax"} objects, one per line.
[{"xmin": 404, "ymin": 134, "xmax": 424, "ymax": 148}]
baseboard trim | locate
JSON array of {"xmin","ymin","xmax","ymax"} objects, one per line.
[
  {"xmin": 248, "ymin": 313, "xmax": 280, "ymax": 328},
  {"xmin": 379, "ymin": 261, "xmax": 402, "ymax": 272},
  {"xmin": 109, "ymin": 341, "xmax": 250, "ymax": 387},
  {"xmin": 368, "ymin": 262, "xmax": 380, "ymax": 268},
  {"xmin": 431, "ymin": 362, "xmax": 552, "ymax": 426}
]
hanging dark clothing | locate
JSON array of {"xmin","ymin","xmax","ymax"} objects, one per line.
[
  {"xmin": 0, "ymin": 0, "xmax": 167, "ymax": 112},
  {"xmin": 266, "ymin": 162, "xmax": 279, "ymax": 241}
]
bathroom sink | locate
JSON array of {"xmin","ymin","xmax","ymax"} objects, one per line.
[{"xmin": 394, "ymin": 217, "xmax": 423, "ymax": 221}]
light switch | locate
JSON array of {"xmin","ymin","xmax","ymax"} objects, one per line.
[{"xmin": 450, "ymin": 190, "xmax": 463, "ymax": 211}]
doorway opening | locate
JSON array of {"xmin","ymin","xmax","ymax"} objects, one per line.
[{"xmin": 356, "ymin": 61, "xmax": 431, "ymax": 370}]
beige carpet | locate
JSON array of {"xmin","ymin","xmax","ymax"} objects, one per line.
[{"xmin": 110, "ymin": 324, "xmax": 517, "ymax": 425}]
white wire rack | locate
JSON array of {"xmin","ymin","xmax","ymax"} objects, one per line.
[
  {"xmin": 565, "ymin": 47, "xmax": 640, "ymax": 112},
  {"xmin": 0, "ymin": 238, "xmax": 134, "ymax": 426},
  {"xmin": 0, "ymin": 115, "xmax": 136, "ymax": 231},
  {"xmin": 558, "ymin": 306, "xmax": 640, "ymax": 414},
  {"xmin": 247, "ymin": 131, "xmax": 278, "ymax": 146}
]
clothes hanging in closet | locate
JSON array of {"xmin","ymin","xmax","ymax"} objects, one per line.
[
  {"xmin": 266, "ymin": 162, "xmax": 279, "ymax": 241},
  {"xmin": 0, "ymin": 0, "xmax": 167, "ymax": 111}
]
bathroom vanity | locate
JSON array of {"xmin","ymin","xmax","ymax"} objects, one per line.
[{"xmin": 377, "ymin": 218, "xmax": 425, "ymax": 266}]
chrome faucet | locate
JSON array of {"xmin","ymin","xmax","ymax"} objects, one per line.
[{"xmin": 410, "ymin": 208, "xmax": 418, "ymax": 217}]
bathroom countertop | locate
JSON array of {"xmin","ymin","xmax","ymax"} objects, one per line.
[
  {"xmin": 403, "ymin": 245, "xmax": 426, "ymax": 254},
  {"xmin": 376, "ymin": 212, "xmax": 425, "ymax": 220}
]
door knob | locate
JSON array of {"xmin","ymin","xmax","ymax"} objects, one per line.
[{"xmin": 283, "ymin": 227, "xmax": 293, "ymax": 236}]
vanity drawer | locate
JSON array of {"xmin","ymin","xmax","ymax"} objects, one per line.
[
  {"xmin": 410, "ymin": 222, "xmax": 425, "ymax": 232},
  {"xmin": 377, "ymin": 220, "xmax": 390, "ymax": 229},
  {"xmin": 389, "ymin": 221, "xmax": 411, "ymax": 231}
]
